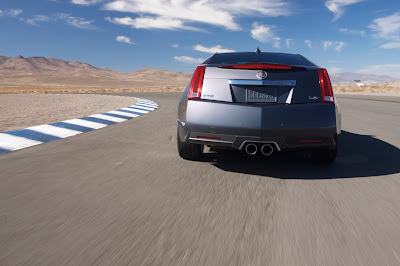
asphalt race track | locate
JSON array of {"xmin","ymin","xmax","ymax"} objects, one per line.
[{"xmin": 1, "ymin": 92, "xmax": 400, "ymax": 265}]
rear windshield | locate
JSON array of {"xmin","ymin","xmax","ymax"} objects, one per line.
[{"xmin": 204, "ymin": 52, "xmax": 314, "ymax": 66}]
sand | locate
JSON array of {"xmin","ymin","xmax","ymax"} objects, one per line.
[{"xmin": 0, "ymin": 94, "xmax": 137, "ymax": 132}]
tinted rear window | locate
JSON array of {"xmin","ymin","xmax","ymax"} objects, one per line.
[{"xmin": 205, "ymin": 52, "xmax": 314, "ymax": 66}]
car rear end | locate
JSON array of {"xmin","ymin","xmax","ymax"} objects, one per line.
[{"xmin": 177, "ymin": 52, "xmax": 341, "ymax": 162}]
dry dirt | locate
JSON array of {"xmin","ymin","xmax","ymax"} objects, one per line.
[
  {"xmin": 0, "ymin": 94, "xmax": 137, "ymax": 132},
  {"xmin": 1, "ymin": 84, "xmax": 399, "ymax": 95},
  {"xmin": 333, "ymin": 83, "xmax": 400, "ymax": 94},
  {"xmin": 2, "ymin": 85, "xmax": 400, "ymax": 95},
  {"xmin": 0, "ymin": 86, "xmax": 186, "ymax": 94}
]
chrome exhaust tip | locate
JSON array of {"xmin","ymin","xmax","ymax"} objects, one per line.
[
  {"xmin": 245, "ymin": 143, "xmax": 258, "ymax": 155},
  {"xmin": 261, "ymin": 144, "xmax": 274, "ymax": 156}
]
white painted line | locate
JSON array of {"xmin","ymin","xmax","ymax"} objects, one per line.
[
  {"xmin": 0, "ymin": 133, "xmax": 43, "ymax": 151},
  {"xmin": 140, "ymin": 104, "xmax": 157, "ymax": 108},
  {"xmin": 138, "ymin": 105, "xmax": 157, "ymax": 109},
  {"xmin": 138, "ymin": 101, "xmax": 156, "ymax": 106},
  {"xmin": 27, "ymin": 125, "xmax": 82, "ymax": 138},
  {"xmin": 138, "ymin": 101, "xmax": 157, "ymax": 105},
  {"xmin": 140, "ymin": 101, "xmax": 157, "ymax": 104},
  {"xmin": 132, "ymin": 105, "xmax": 156, "ymax": 111},
  {"xmin": 137, "ymin": 106, "xmax": 157, "ymax": 110},
  {"xmin": 126, "ymin": 107, "xmax": 149, "ymax": 114},
  {"xmin": 63, "ymin": 119, "xmax": 108, "ymax": 129},
  {"xmin": 119, "ymin": 107, "xmax": 143, "ymax": 113},
  {"xmin": 108, "ymin": 110, "xmax": 140, "ymax": 118},
  {"xmin": 89, "ymin": 114, "xmax": 127, "ymax": 123}
]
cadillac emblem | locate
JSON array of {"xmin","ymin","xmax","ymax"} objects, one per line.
[{"xmin": 256, "ymin": 70, "xmax": 268, "ymax": 80}]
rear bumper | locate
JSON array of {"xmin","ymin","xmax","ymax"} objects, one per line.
[{"xmin": 178, "ymin": 100, "xmax": 339, "ymax": 151}]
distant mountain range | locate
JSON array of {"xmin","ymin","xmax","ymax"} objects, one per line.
[
  {"xmin": 0, "ymin": 55, "xmax": 398, "ymax": 89},
  {"xmin": 0, "ymin": 55, "xmax": 192, "ymax": 89},
  {"xmin": 0, "ymin": 55, "xmax": 100, "ymax": 73},
  {"xmin": 330, "ymin": 72, "xmax": 399, "ymax": 85}
]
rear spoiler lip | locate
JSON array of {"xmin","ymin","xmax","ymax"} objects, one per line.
[{"xmin": 217, "ymin": 63, "xmax": 306, "ymax": 70}]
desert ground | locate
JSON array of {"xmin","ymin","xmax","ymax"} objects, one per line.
[
  {"xmin": 0, "ymin": 86, "xmax": 187, "ymax": 94},
  {"xmin": 1, "ymin": 84, "xmax": 400, "ymax": 95},
  {"xmin": 0, "ymin": 94, "xmax": 138, "ymax": 132},
  {"xmin": 334, "ymin": 82, "xmax": 400, "ymax": 94}
]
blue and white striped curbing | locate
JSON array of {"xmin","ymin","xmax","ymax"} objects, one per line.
[{"xmin": 0, "ymin": 98, "xmax": 158, "ymax": 155}]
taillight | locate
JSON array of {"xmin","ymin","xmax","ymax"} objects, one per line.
[
  {"xmin": 218, "ymin": 63, "xmax": 305, "ymax": 70},
  {"xmin": 317, "ymin": 68, "xmax": 334, "ymax": 103},
  {"xmin": 197, "ymin": 136, "xmax": 221, "ymax": 140},
  {"xmin": 188, "ymin": 66, "xmax": 206, "ymax": 100}
]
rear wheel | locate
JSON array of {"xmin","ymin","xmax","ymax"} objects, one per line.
[{"xmin": 177, "ymin": 128, "xmax": 203, "ymax": 161}]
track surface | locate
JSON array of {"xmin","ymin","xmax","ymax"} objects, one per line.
[{"xmin": 1, "ymin": 92, "xmax": 400, "ymax": 265}]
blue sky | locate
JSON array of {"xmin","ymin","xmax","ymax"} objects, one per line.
[{"xmin": 0, "ymin": 0, "xmax": 399, "ymax": 78}]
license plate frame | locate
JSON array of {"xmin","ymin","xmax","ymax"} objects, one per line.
[{"xmin": 246, "ymin": 87, "xmax": 277, "ymax": 103}]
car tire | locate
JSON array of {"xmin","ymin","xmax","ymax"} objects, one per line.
[{"xmin": 177, "ymin": 129, "xmax": 203, "ymax": 161}]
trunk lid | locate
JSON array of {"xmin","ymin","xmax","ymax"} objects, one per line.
[{"xmin": 201, "ymin": 66, "xmax": 322, "ymax": 104}]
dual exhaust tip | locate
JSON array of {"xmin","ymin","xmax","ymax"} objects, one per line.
[{"xmin": 245, "ymin": 143, "xmax": 274, "ymax": 156}]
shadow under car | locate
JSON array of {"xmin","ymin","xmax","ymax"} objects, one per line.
[{"xmin": 202, "ymin": 131, "xmax": 400, "ymax": 179}]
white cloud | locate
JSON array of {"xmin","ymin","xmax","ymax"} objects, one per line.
[
  {"xmin": 23, "ymin": 19, "xmax": 36, "ymax": 25},
  {"xmin": 251, "ymin": 22, "xmax": 278, "ymax": 44},
  {"xmin": 339, "ymin": 28, "xmax": 366, "ymax": 36},
  {"xmin": 8, "ymin": 9, "xmax": 23, "ymax": 17},
  {"xmin": 1, "ymin": 9, "xmax": 49, "ymax": 26},
  {"xmin": 34, "ymin": 15, "xmax": 50, "ymax": 22},
  {"xmin": 66, "ymin": 16, "xmax": 96, "ymax": 29},
  {"xmin": 369, "ymin": 12, "xmax": 400, "ymax": 39},
  {"xmin": 172, "ymin": 44, "xmax": 179, "ymax": 48},
  {"xmin": 21, "ymin": 15, "xmax": 50, "ymax": 25},
  {"xmin": 304, "ymin": 40, "xmax": 312, "ymax": 48},
  {"xmin": 174, "ymin": 56, "xmax": 204, "ymax": 64},
  {"xmin": 116, "ymin": 35, "xmax": 134, "ymax": 44},
  {"xmin": 105, "ymin": 16, "xmax": 199, "ymax": 31},
  {"xmin": 251, "ymin": 23, "xmax": 283, "ymax": 49},
  {"xmin": 323, "ymin": 41, "xmax": 345, "ymax": 52},
  {"xmin": 380, "ymin": 42, "xmax": 400, "ymax": 49},
  {"xmin": 357, "ymin": 64, "xmax": 400, "ymax": 79},
  {"xmin": 0, "ymin": 9, "xmax": 96, "ymax": 30},
  {"xmin": 193, "ymin": 44, "xmax": 235, "ymax": 54},
  {"xmin": 0, "ymin": 9, "xmax": 23, "ymax": 17},
  {"xmin": 369, "ymin": 12, "xmax": 400, "ymax": 49},
  {"xmin": 323, "ymin": 41, "xmax": 333, "ymax": 50},
  {"xmin": 56, "ymin": 13, "xmax": 97, "ymax": 30},
  {"xmin": 272, "ymin": 37, "xmax": 281, "ymax": 49},
  {"xmin": 71, "ymin": 0, "xmax": 103, "ymax": 5},
  {"xmin": 214, "ymin": 0, "xmax": 289, "ymax": 17},
  {"xmin": 104, "ymin": 0, "xmax": 290, "ymax": 31},
  {"xmin": 335, "ymin": 41, "xmax": 345, "ymax": 52},
  {"xmin": 285, "ymin": 38, "xmax": 293, "ymax": 48},
  {"xmin": 325, "ymin": 0, "xmax": 366, "ymax": 21}
]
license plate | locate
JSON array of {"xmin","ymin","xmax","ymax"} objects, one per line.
[{"xmin": 246, "ymin": 87, "xmax": 277, "ymax": 103}]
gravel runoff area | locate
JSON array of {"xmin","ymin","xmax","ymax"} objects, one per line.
[{"xmin": 0, "ymin": 94, "xmax": 138, "ymax": 132}]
